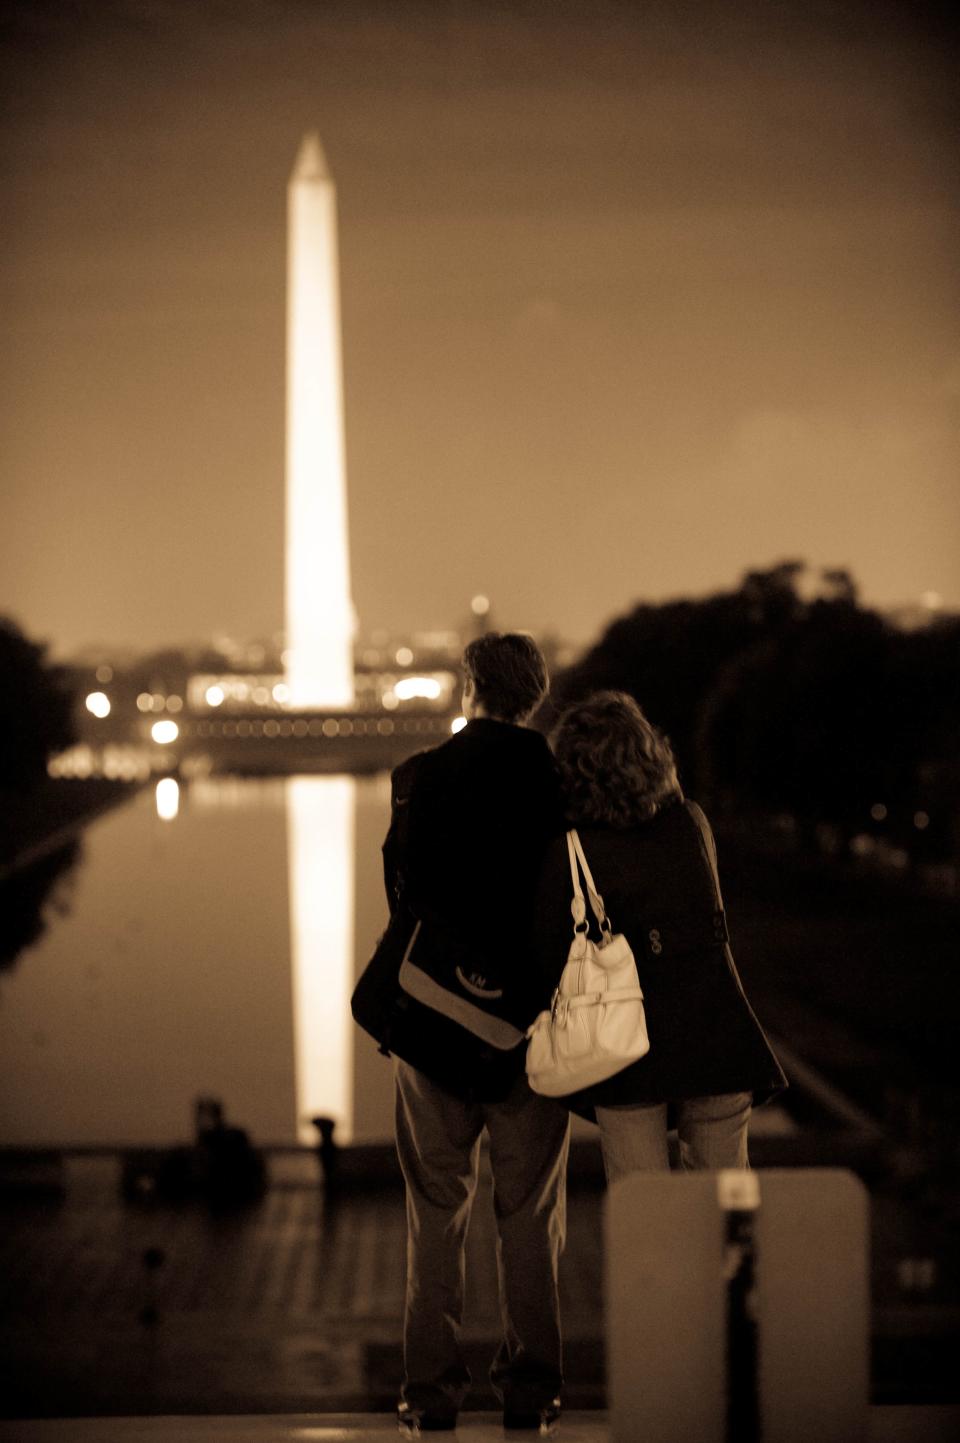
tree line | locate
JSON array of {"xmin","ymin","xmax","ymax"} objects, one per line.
[
  {"xmin": 544, "ymin": 562, "xmax": 960, "ymax": 861},
  {"xmin": 3, "ymin": 562, "xmax": 959, "ymax": 863},
  {"xmin": 0, "ymin": 617, "xmax": 75, "ymax": 791}
]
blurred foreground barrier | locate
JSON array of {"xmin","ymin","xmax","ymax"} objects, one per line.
[{"xmin": 606, "ymin": 1168, "xmax": 868, "ymax": 1443}]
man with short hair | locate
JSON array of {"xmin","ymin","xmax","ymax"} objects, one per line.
[{"xmin": 384, "ymin": 632, "xmax": 570, "ymax": 1435}]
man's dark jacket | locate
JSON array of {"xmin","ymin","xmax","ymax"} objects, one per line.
[{"xmin": 384, "ymin": 717, "xmax": 565, "ymax": 1041}]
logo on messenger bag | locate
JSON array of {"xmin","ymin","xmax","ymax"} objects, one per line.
[{"xmin": 455, "ymin": 967, "xmax": 504, "ymax": 1000}]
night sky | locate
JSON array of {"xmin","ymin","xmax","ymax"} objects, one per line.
[{"xmin": 2, "ymin": 0, "xmax": 958, "ymax": 656}]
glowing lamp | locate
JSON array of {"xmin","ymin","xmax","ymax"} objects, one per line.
[
  {"xmin": 150, "ymin": 720, "xmax": 179, "ymax": 745},
  {"xmin": 395, "ymin": 677, "xmax": 443, "ymax": 701},
  {"xmin": 155, "ymin": 778, "xmax": 180, "ymax": 821},
  {"xmin": 85, "ymin": 691, "xmax": 111, "ymax": 719}
]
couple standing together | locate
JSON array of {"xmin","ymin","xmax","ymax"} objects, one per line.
[{"xmin": 382, "ymin": 632, "xmax": 786, "ymax": 1434}]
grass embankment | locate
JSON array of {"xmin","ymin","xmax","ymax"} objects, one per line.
[{"xmin": 717, "ymin": 821, "xmax": 958, "ymax": 1087}]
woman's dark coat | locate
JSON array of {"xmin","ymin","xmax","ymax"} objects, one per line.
[{"xmin": 534, "ymin": 797, "xmax": 787, "ymax": 1117}]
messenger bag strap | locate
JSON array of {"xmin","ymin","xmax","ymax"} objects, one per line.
[{"xmin": 567, "ymin": 830, "xmax": 612, "ymax": 939}]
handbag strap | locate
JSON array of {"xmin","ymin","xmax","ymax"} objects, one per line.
[{"xmin": 566, "ymin": 830, "xmax": 612, "ymax": 939}]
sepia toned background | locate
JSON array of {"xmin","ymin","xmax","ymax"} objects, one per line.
[
  {"xmin": 2, "ymin": 0, "xmax": 958, "ymax": 653},
  {"xmin": 1, "ymin": 0, "xmax": 958, "ymax": 1429}
]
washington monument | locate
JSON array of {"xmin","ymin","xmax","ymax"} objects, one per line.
[{"xmin": 285, "ymin": 133, "xmax": 355, "ymax": 708}]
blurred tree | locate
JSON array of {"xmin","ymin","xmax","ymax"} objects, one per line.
[
  {"xmin": 703, "ymin": 592, "xmax": 895, "ymax": 838},
  {"xmin": 548, "ymin": 559, "xmax": 812, "ymax": 792},
  {"xmin": 549, "ymin": 564, "xmax": 959, "ymax": 858},
  {"xmin": 886, "ymin": 614, "xmax": 960, "ymax": 859},
  {"xmin": 0, "ymin": 616, "xmax": 76, "ymax": 789}
]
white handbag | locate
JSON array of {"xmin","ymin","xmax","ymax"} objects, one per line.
[{"xmin": 526, "ymin": 830, "xmax": 650, "ymax": 1097}]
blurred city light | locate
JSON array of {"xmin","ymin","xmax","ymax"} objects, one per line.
[
  {"xmin": 395, "ymin": 646, "xmax": 413, "ymax": 666},
  {"xmin": 155, "ymin": 777, "xmax": 180, "ymax": 822},
  {"xmin": 394, "ymin": 676, "xmax": 443, "ymax": 701},
  {"xmin": 84, "ymin": 691, "xmax": 111, "ymax": 718},
  {"xmin": 150, "ymin": 720, "xmax": 179, "ymax": 745},
  {"xmin": 451, "ymin": 715, "xmax": 467, "ymax": 733},
  {"xmin": 914, "ymin": 811, "xmax": 930, "ymax": 830},
  {"xmin": 870, "ymin": 803, "xmax": 888, "ymax": 822},
  {"xmin": 471, "ymin": 594, "xmax": 490, "ymax": 616},
  {"xmin": 48, "ymin": 743, "xmax": 94, "ymax": 778},
  {"xmin": 272, "ymin": 682, "xmax": 290, "ymax": 705},
  {"xmin": 205, "ymin": 685, "xmax": 225, "ymax": 707}
]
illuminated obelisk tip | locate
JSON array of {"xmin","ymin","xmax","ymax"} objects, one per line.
[{"xmin": 285, "ymin": 131, "xmax": 355, "ymax": 708}]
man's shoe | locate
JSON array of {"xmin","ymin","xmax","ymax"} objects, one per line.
[
  {"xmin": 397, "ymin": 1402, "xmax": 458, "ymax": 1434},
  {"xmin": 503, "ymin": 1396, "xmax": 561, "ymax": 1433}
]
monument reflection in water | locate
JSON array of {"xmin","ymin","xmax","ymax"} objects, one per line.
[
  {"xmin": 287, "ymin": 769, "xmax": 399, "ymax": 1146},
  {"xmin": 287, "ymin": 774, "xmax": 355, "ymax": 1143}
]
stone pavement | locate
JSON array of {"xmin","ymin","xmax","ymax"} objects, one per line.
[
  {"xmin": 4, "ymin": 1407, "xmax": 960, "ymax": 1442},
  {"xmin": 0, "ymin": 1416, "xmax": 613, "ymax": 1443},
  {"xmin": 0, "ymin": 1152, "xmax": 604, "ymax": 1418},
  {"xmin": 2, "ymin": 1140, "xmax": 958, "ymax": 1428}
]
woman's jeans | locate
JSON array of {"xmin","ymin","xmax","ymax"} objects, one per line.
[{"xmin": 595, "ymin": 1092, "xmax": 752, "ymax": 1183}]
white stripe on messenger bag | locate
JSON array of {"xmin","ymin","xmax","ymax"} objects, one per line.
[{"xmin": 398, "ymin": 958, "xmax": 526, "ymax": 1050}]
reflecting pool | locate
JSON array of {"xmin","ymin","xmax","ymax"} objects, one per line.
[{"xmin": 0, "ymin": 776, "xmax": 396, "ymax": 1149}]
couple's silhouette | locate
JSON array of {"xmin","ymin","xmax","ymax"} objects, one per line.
[{"xmin": 378, "ymin": 632, "xmax": 785, "ymax": 1435}]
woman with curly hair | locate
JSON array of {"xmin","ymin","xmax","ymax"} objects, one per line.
[{"xmin": 534, "ymin": 690, "xmax": 786, "ymax": 1181}]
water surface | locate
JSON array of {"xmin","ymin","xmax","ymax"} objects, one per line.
[{"xmin": 0, "ymin": 775, "xmax": 396, "ymax": 1148}]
